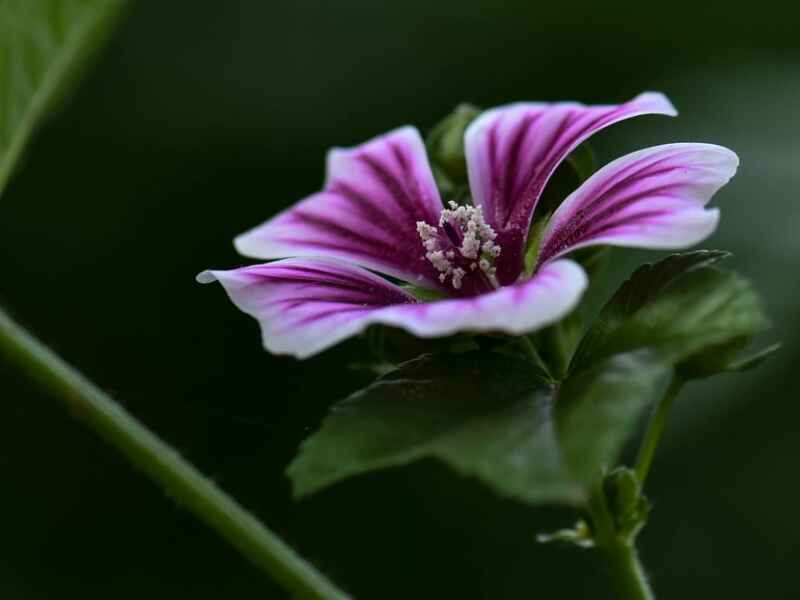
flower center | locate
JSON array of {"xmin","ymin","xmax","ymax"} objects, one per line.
[{"xmin": 417, "ymin": 201, "xmax": 501, "ymax": 291}]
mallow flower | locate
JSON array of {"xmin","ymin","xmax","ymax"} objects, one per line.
[{"xmin": 198, "ymin": 93, "xmax": 738, "ymax": 358}]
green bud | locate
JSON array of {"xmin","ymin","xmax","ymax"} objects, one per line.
[
  {"xmin": 425, "ymin": 104, "xmax": 481, "ymax": 185},
  {"xmin": 603, "ymin": 467, "xmax": 651, "ymax": 542}
]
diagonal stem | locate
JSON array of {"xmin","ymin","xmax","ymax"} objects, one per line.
[
  {"xmin": 0, "ymin": 305, "xmax": 349, "ymax": 600},
  {"xmin": 635, "ymin": 375, "xmax": 684, "ymax": 487},
  {"xmin": 517, "ymin": 335, "xmax": 554, "ymax": 379},
  {"xmin": 588, "ymin": 479, "xmax": 654, "ymax": 600}
]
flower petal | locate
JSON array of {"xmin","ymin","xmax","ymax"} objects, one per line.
[
  {"xmin": 234, "ymin": 127, "xmax": 444, "ymax": 288},
  {"xmin": 537, "ymin": 143, "xmax": 738, "ymax": 265},
  {"xmin": 464, "ymin": 92, "xmax": 677, "ymax": 284},
  {"xmin": 376, "ymin": 259, "xmax": 587, "ymax": 339},
  {"xmin": 197, "ymin": 258, "xmax": 418, "ymax": 359},
  {"xmin": 198, "ymin": 258, "xmax": 587, "ymax": 359}
]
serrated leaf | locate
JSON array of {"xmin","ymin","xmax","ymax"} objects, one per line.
[
  {"xmin": 0, "ymin": 0, "xmax": 126, "ymax": 195},
  {"xmin": 288, "ymin": 350, "xmax": 668, "ymax": 506},
  {"xmin": 288, "ymin": 352, "xmax": 579, "ymax": 504},
  {"xmin": 571, "ymin": 251, "xmax": 769, "ymax": 377}
]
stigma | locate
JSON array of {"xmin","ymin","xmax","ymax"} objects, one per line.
[{"xmin": 417, "ymin": 201, "xmax": 501, "ymax": 290}]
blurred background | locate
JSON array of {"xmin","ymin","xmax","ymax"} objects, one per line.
[{"xmin": 1, "ymin": 1, "xmax": 798, "ymax": 597}]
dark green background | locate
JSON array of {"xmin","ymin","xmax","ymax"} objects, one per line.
[{"xmin": 2, "ymin": 1, "xmax": 798, "ymax": 597}]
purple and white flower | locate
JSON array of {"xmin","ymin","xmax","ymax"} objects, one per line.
[{"xmin": 198, "ymin": 93, "xmax": 738, "ymax": 358}]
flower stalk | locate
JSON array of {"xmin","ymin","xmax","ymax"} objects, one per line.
[
  {"xmin": 588, "ymin": 478, "xmax": 654, "ymax": 600},
  {"xmin": 635, "ymin": 375, "xmax": 684, "ymax": 487},
  {"xmin": 583, "ymin": 373, "xmax": 685, "ymax": 599},
  {"xmin": 0, "ymin": 305, "xmax": 349, "ymax": 600}
]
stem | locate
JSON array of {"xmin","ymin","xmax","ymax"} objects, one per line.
[
  {"xmin": 548, "ymin": 321, "xmax": 573, "ymax": 380},
  {"xmin": 635, "ymin": 375, "xmax": 684, "ymax": 487},
  {"xmin": 597, "ymin": 541, "xmax": 654, "ymax": 600},
  {"xmin": 517, "ymin": 335, "xmax": 553, "ymax": 379},
  {"xmin": 0, "ymin": 306, "xmax": 349, "ymax": 600},
  {"xmin": 589, "ymin": 480, "xmax": 654, "ymax": 600}
]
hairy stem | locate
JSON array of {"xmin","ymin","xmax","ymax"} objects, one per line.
[
  {"xmin": 597, "ymin": 541, "xmax": 654, "ymax": 600},
  {"xmin": 635, "ymin": 375, "xmax": 684, "ymax": 487},
  {"xmin": 0, "ymin": 306, "xmax": 349, "ymax": 600},
  {"xmin": 589, "ymin": 479, "xmax": 654, "ymax": 600}
]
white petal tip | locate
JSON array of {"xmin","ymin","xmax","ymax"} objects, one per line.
[
  {"xmin": 233, "ymin": 232, "xmax": 260, "ymax": 258},
  {"xmin": 196, "ymin": 270, "xmax": 218, "ymax": 284},
  {"xmin": 634, "ymin": 91, "xmax": 679, "ymax": 117}
]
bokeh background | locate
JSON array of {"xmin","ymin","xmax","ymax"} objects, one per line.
[{"xmin": 1, "ymin": 1, "xmax": 799, "ymax": 598}]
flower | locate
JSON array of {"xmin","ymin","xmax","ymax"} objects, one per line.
[{"xmin": 198, "ymin": 93, "xmax": 738, "ymax": 358}]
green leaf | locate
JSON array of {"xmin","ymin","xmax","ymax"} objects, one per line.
[
  {"xmin": 288, "ymin": 350, "xmax": 668, "ymax": 506},
  {"xmin": 288, "ymin": 352, "xmax": 579, "ymax": 504},
  {"xmin": 571, "ymin": 251, "xmax": 769, "ymax": 378},
  {"xmin": 725, "ymin": 342, "xmax": 781, "ymax": 372},
  {"xmin": 556, "ymin": 351, "xmax": 670, "ymax": 483},
  {"xmin": 0, "ymin": 0, "xmax": 126, "ymax": 196}
]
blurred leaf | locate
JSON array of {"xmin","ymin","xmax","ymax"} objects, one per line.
[
  {"xmin": 425, "ymin": 103, "xmax": 480, "ymax": 185},
  {"xmin": 289, "ymin": 350, "xmax": 667, "ymax": 506},
  {"xmin": 565, "ymin": 142, "xmax": 597, "ymax": 182},
  {"xmin": 0, "ymin": 0, "xmax": 126, "ymax": 196},
  {"xmin": 571, "ymin": 251, "xmax": 769, "ymax": 378},
  {"xmin": 725, "ymin": 342, "xmax": 781, "ymax": 372}
]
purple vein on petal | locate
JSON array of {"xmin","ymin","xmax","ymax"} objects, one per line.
[
  {"xmin": 464, "ymin": 92, "xmax": 678, "ymax": 284},
  {"xmin": 233, "ymin": 126, "xmax": 445, "ymax": 288},
  {"xmin": 197, "ymin": 257, "xmax": 589, "ymax": 359},
  {"xmin": 537, "ymin": 143, "xmax": 739, "ymax": 265}
]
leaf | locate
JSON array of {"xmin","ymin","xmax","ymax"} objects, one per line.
[
  {"xmin": 725, "ymin": 342, "xmax": 781, "ymax": 372},
  {"xmin": 288, "ymin": 352, "xmax": 578, "ymax": 504},
  {"xmin": 571, "ymin": 251, "xmax": 769, "ymax": 378},
  {"xmin": 556, "ymin": 351, "xmax": 669, "ymax": 482},
  {"xmin": 288, "ymin": 350, "xmax": 668, "ymax": 506},
  {"xmin": 0, "ymin": 0, "xmax": 126, "ymax": 196}
]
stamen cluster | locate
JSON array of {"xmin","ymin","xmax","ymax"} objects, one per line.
[{"xmin": 416, "ymin": 202, "xmax": 501, "ymax": 290}]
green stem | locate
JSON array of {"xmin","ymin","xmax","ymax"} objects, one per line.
[
  {"xmin": 0, "ymin": 306, "xmax": 349, "ymax": 600},
  {"xmin": 635, "ymin": 375, "xmax": 684, "ymax": 487},
  {"xmin": 597, "ymin": 541, "xmax": 654, "ymax": 600},
  {"xmin": 589, "ymin": 480, "xmax": 654, "ymax": 600},
  {"xmin": 517, "ymin": 335, "xmax": 553, "ymax": 379},
  {"xmin": 548, "ymin": 321, "xmax": 573, "ymax": 380}
]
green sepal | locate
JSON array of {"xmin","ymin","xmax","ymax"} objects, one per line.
[{"xmin": 401, "ymin": 284, "xmax": 449, "ymax": 302}]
